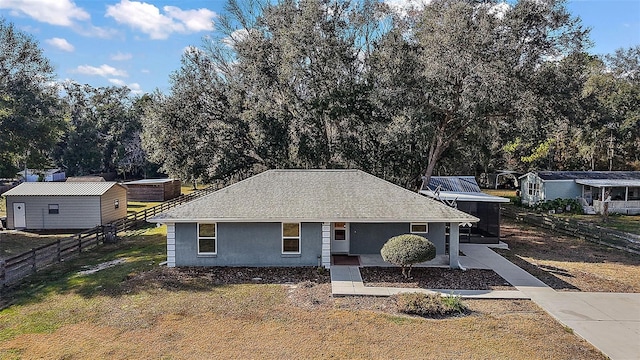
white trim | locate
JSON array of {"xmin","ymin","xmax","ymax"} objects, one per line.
[
  {"xmin": 151, "ymin": 216, "xmax": 479, "ymax": 224},
  {"xmin": 197, "ymin": 222, "xmax": 217, "ymax": 255},
  {"xmin": 410, "ymin": 222, "xmax": 428, "ymax": 234},
  {"xmin": 166, "ymin": 223, "xmax": 176, "ymax": 267},
  {"xmin": 449, "ymin": 223, "xmax": 464, "ymax": 270},
  {"xmin": 321, "ymin": 222, "xmax": 331, "ymax": 268},
  {"xmin": 282, "ymin": 222, "xmax": 301, "ymax": 254}
]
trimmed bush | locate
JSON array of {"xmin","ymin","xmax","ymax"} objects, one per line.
[
  {"xmin": 380, "ymin": 234, "xmax": 436, "ymax": 278},
  {"xmin": 394, "ymin": 292, "xmax": 467, "ymax": 317}
]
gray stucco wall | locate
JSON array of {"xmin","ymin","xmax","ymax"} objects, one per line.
[
  {"xmin": 174, "ymin": 222, "xmax": 322, "ymax": 267},
  {"xmin": 349, "ymin": 222, "xmax": 447, "ymax": 255}
]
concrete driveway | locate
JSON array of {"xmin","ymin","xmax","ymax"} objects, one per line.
[{"xmin": 461, "ymin": 244, "xmax": 640, "ymax": 360}]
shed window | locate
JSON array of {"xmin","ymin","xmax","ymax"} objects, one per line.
[
  {"xmin": 411, "ymin": 223, "xmax": 428, "ymax": 233},
  {"xmin": 282, "ymin": 223, "xmax": 300, "ymax": 254},
  {"xmin": 114, "ymin": 199, "xmax": 120, "ymax": 209},
  {"xmin": 48, "ymin": 204, "xmax": 59, "ymax": 214},
  {"xmin": 528, "ymin": 182, "xmax": 540, "ymax": 196},
  {"xmin": 198, "ymin": 223, "xmax": 217, "ymax": 255}
]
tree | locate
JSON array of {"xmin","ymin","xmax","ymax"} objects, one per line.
[
  {"xmin": 380, "ymin": 234, "xmax": 436, "ymax": 278},
  {"xmin": 58, "ymin": 82, "xmax": 144, "ymax": 177},
  {"xmin": 0, "ymin": 19, "xmax": 64, "ymax": 177},
  {"xmin": 372, "ymin": 0, "xmax": 589, "ymax": 183}
]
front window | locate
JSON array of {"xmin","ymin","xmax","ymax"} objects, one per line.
[
  {"xmin": 198, "ymin": 223, "xmax": 217, "ymax": 255},
  {"xmin": 48, "ymin": 204, "xmax": 59, "ymax": 214},
  {"xmin": 282, "ymin": 223, "xmax": 300, "ymax": 254},
  {"xmin": 411, "ymin": 223, "xmax": 428, "ymax": 233}
]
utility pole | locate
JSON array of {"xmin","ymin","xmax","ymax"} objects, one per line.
[{"xmin": 608, "ymin": 133, "xmax": 614, "ymax": 171}]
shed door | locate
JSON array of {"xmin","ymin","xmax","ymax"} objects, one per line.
[{"xmin": 13, "ymin": 202, "xmax": 26, "ymax": 228}]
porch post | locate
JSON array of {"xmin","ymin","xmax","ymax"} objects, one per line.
[
  {"xmin": 321, "ymin": 222, "xmax": 331, "ymax": 268},
  {"xmin": 166, "ymin": 223, "xmax": 176, "ymax": 267},
  {"xmin": 449, "ymin": 223, "xmax": 465, "ymax": 270}
]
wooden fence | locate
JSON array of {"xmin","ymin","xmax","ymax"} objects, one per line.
[
  {"xmin": 0, "ymin": 185, "xmax": 218, "ymax": 288},
  {"xmin": 502, "ymin": 205, "xmax": 640, "ymax": 254}
]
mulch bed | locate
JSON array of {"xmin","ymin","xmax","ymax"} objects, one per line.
[{"xmin": 360, "ymin": 267, "xmax": 514, "ymax": 290}]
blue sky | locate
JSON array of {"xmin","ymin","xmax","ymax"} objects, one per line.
[{"xmin": 1, "ymin": 0, "xmax": 638, "ymax": 95}]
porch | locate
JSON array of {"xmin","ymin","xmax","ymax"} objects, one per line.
[{"xmin": 578, "ymin": 179, "xmax": 640, "ymax": 215}]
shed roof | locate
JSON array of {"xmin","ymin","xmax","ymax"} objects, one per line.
[
  {"xmin": 420, "ymin": 176, "xmax": 509, "ymax": 203},
  {"xmin": 151, "ymin": 169, "xmax": 479, "ymax": 223},
  {"xmin": 123, "ymin": 179, "xmax": 177, "ymax": 185},
  {"xmin": 421, "ymin": 176, "xmax": 482, "ymax": 192},
  {"xmin": 2, "ymin": 182, "xmax": 124, "ymax": 196},
  {"xmin": 520, "ymin": 171, "xmax": 640, "ymax": 181}
]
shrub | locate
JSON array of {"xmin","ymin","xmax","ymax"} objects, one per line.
[
  {"xmin": 394, "ymin": 292, "xmax": 467, "ymax": 317},
  {"xmin": 380, "ymin": 234, "xmax": 436, "ymax": 278},
  {"xmin": 533, "ymin": 198, "xmax": 583, "ymax": 215}
]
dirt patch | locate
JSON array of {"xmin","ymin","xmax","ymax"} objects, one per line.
[
  {"xmin": 360, "ymin": 267, "xmax": 514, "ymax": 290},
  {"xmin": 498, "ymin": 219, "xmax": 640, "ymax": 292}
]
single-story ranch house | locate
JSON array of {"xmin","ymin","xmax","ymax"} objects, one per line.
[
  {"xmin": 150, "ymin": 169, "xmax": 479, "ymax": 269},
  {"xmin": 3, "ymin": 182, "xmax": 127, "ymax": 230},
  {"xmin": 519, "ymin": 171, "xmax": 640, "ymax": 215},
  {"xmin": 420, "ymin": 176, "xmax": 509, "ymax": 243}
]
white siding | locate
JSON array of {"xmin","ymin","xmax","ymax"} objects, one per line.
[
  {"xmin": 100, "ymin": 185, "xmax": 127, "ymax": 224},
  {"xmin": 6, "ymin": 195, "xmax": 102, "ymax": 229}
]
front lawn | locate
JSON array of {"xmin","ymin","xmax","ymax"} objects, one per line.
[{"xmin": 0, "ymin": 225, "xmax": 605, "ymax": 359}]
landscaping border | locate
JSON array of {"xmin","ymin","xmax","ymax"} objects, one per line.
[{"xmin": 502, "ymin": 206, "xmax": 640, "ymax": 254}]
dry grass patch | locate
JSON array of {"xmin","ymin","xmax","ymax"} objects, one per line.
[
  {"xmin": 498, "ymin": 219, "xmax": 640, "ymax": 292},
  {"xmin": 0, "ymin": 277, "xmax": 605, "ymax": 360}
]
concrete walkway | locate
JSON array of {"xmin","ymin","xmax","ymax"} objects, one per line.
[{"xmin": 330, "ymin": 245, "xmax": 640, "ymax": 359}]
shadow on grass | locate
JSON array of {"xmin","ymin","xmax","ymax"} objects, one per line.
[
  {"xmin": 494, "ymin": 249, "xmax": 580, "ymax": 291},
  {"xmin": 500, "ymin": 219, "xmax": 640, "ymax": 266}
]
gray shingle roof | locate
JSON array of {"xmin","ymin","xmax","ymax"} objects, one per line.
[
  {"xmin": 2, "ymin": 182, "xmax": 123, "ymax": 196},
  {"xmin": 151, "ymin": 169, "xmax": 479, "ymax": 223}
]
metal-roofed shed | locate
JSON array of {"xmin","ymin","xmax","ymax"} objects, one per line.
[{"xmin": 2, "ymin": 182, "xmax": 127, "ymax": 230}]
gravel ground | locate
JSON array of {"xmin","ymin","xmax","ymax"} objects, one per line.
[{"xmin": 360, "ymin": 267, "xmax": 514, "ymax": 290}]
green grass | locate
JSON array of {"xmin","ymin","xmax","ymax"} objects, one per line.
[
  {"xmin": 127, "ymin": 201, "xmax": 162, "ymax": 214},
  {"xmin": 0, "ymin": 232, "xmax": 74, "ymax": 259}
]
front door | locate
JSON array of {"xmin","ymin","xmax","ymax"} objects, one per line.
[
  {"xmin": 331, "ymin": 222, "xmax": 349, "ymax": 254},
  {"xmin": 13, "ymin": 202, "xmax": 26, "ymax": 229}
]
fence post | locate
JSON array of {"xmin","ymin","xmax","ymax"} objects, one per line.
[
  {"xmin": 57, "ymin": 239, "xmax": 61, "ymax": 262},
  {"xmin": 31, "ymin": 249, "xmax": 37, "ymax": 273},
  {"xmin": 0, "ymin": 259, "xmax": 6, "ymax": 286},
  {"xmin": 78, "ymin": 234, "xmax": 82, "ymax": 254}
]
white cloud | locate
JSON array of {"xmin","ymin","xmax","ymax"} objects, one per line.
[
  {"xmin": 141, "ymin": 69, "xmax": 150, "ymax": 74},
  {"xmin": 74, "ymin": 64, "xmax": 128, "ymax": 77},
  {"xmin": 111, "ymin": 52, "xmax": 133, "ymax": 61},
  {"xmin": 164, "ymin": 6, "xmax": 216, "ymax": 32},
  {"xmin": 222, "ymin": 28, "xmax": 249, "ymax": 47},
  {"xmin": 45, "ymin": 37, "xmax": 74, "ymax": 52},
  {"xmin": 107, "ymin": 79, "xmax": 143, "ymax": 94},
  {"xmin": 0, "ymin": 0, "xmax": 89, "ymax": 26},
  {"xmin": 384, "ymin": 0, "xmax": 432, "ymax": 14},
  {"xmin": 105, "ymin": 0, "xmax": 216, "ymax": 40},
  {"xmin": 108, "ymin": 78, "xmax": 127, "ymax": 86},
  {"xmin": 487, "ymin": 2, "xmax": 511, "ymax": 19},
  {"xmin": 128, "ymin": 82, "xmax": 143, "ymax": 94}
]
